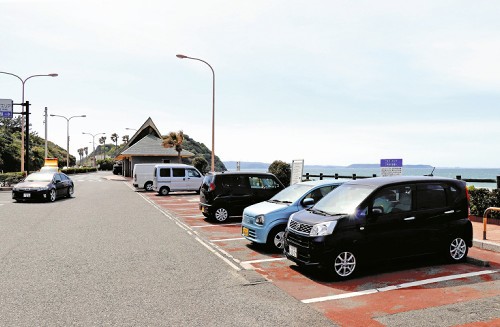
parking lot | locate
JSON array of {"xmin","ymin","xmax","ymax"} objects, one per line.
[{"xmin": 138, "ymin": 189, "xmax": 500, "ymax": 326}]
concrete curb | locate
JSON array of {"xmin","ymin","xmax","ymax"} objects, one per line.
[{"xmin": 473, "ymin": 238, "xmax": 500, "ymax": 253}]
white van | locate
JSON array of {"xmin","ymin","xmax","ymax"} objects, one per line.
[
  {"xmin": 133, "ymin": 163, "xmax": 157, "ymax": 191},
  {"xmin": 153, "ymin": 164, "xmax": 203, "ymax": 195}
]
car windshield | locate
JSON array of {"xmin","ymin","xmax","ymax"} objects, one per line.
[
  {"xmin": 269, "ymin": 184, "xmax": 314, "ymax": 203},
  {"xmin": 313, "ymin": 184, "xmax": 375, "ymax": 215},
  {"xmin": 25, "ymin": 173, "xmax": 53, "ymax": 183}
]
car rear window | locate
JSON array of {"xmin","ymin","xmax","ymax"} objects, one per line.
[{"xmin": 417, "ymin": 184, "xmax": 447, "ymax": 210}]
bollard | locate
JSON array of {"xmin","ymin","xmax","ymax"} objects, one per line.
[
  {"xmin": 372, "ymin": 174, "xmax": 377, "ymax": 177},
  {"xmin": 334, "ymin": 173, "xmax": 338, "ymax": 179},
  {"xmin": 456, "ymin": 175, "xmax": 461, "ymax": 180},
  {"xmin": 482, "ymin": 207, "xmax": 500, "ymax": 240},
  {"xmin": 353, "ymin": 174, "xmax": 357, "ymax": 180},
  {"xmin": 497, "ymin": 176, "xmax": 500, "ymax": 189},
  {"xmin": 319, "ymin": 173, "xmax": 323, "ymax": 180},
  {"xmin": 305, "ymin": 173, "xmax": 310, "ymax": 181}
]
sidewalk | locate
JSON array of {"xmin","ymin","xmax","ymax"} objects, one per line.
[{"xmin": 471, "ymin": 220, "xmax": 500, "ymax": 253}]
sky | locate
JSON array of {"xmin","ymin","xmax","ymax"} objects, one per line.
[{"xmin": 1, "ymin": 0, "xmax": 499, "ymax": 168}]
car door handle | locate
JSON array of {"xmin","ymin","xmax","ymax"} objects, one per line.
[
  {"xmin": 404, "ymin": 217, "xmax": 415, "ymax": 221},
  {"xmin": 444, "ymin": 210, "xmax": 454, "ymax": 214}
]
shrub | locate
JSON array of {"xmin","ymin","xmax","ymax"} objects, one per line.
[
  {"xmin": 268, "ymin": 160, "xmax": 291, "ymax": 187},
  {"xmin": 468, "ymin": 186, "xmax": 500, "ymax": 219}
]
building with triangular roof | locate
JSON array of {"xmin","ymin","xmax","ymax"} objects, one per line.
[{"xmin": 115, "ymin": 118, "xmax": 195, "ymax": 177}]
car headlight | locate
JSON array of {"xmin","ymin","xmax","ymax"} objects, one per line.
[
  {"xmin": 37, "ymin": 186, "xmax": 49, "ymax": 191},
  {"xmin": 310, "ymin": 221, "xmax": 337, "ymax": 236},
  {"xmin": 255, "ymin": 215, "xmax": 265, "ymax": 225}
]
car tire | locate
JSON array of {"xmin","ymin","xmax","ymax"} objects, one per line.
[
  {"xmin": 144, "ymin": 182, "xmax": 154, "ymax": 192},
  {"xmin": 48, "ymin": 189, "xmax": 57, "ymax": 202},
  {"xmin": 267, "ymin": 225, "xmax": 286, "ymax": 252},
  {"xmin": 446, "ymin": 236, "xmax": 468, "ymax": 262},
  {"xmin": 327, "ymin": 250, "xmax": 358, "ymax": 280},
  {"xmin": 159, "ymin": 187, "xmax": 170, "ymax": 196},
  {"xmin": 67, "ymin": 186, "xmax": 74, "ymax": 198},
  {"xmin": 214, "ymin": 207, "xmax": 229, "ymax": 222}
]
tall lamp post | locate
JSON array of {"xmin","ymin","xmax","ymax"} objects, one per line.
[
  {"xmin": 0, "ymin": 71, "xmax": 58, "ymax": 173},
  {"xmin": 50, "ymin": 114, "xmax": 86, "ymax": 167},
  {"xmin": 82, "ymin": 132, "xmax": 105, "ymax": 167},
  {"xmin": 176, "ymin": 54, "xmax": 216, "ymax": 172}
]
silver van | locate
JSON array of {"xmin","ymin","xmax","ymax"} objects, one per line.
[{"xmin": 153, "ymin": 164, "xmax": 203, "ymax": 195}]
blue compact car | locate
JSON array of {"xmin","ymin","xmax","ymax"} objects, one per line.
[{"xmin": 241, "ymin": 179, "xmax": 343, "ymax": 251}]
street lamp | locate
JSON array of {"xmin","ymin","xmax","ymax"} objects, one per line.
[
  {"xmin": 82, "ymin": 132, "xmax": 105, "ymax": 167},
  {"xmin": 0, "ymin": 71, "xmax": 58, "ymax": 173},
  {"xmin": 50, "ymin": 114, "xmax": 86, "ymax": 167},
  {"xmin": 176, "ymin": 54, "xmax": 216, "ymax": 172}
]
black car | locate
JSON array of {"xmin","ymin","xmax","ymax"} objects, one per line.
[
  {"xmin": 12, "ymin": 172, "xmax": 74, "ymax": 202},
  {"xmin": 199, "ymin": 172, "xmax": 285, "ymax": 222},
  {"xmin": 112, "ymin": 162, "xmax": 123, "ymax": 175},
  {"xmin": 284, "ymin": 176, "xmax": 472, "ymax": 280}
]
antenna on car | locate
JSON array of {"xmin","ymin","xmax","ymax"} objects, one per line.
[{"xmin": 424, "ymin": 167, "xmax": 435, "ymax": 177}]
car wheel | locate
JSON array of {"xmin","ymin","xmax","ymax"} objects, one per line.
[
  {"xmin": 267, "ymin": 226, "xmax": 286, "ymax": 252},
  {"xmin": 144, "ymin": 182, "xmax": 154, "ymax": 192},
  {"xmin": 196, "ymin": 187, "xmax": 201, "ymax": 195},
  {"xmin": 328, "ymin": 250, "xmax": 357, "ymax": 280},
  {"xmin": 67, "ymin": 186, "xmax": 74, "ymax": 198},
  {"xmin": 49, "ymin": 189, "xmax": 57, "ymax": 202},
  {"xmin": 214, "ymin": 208, "xmax": 229, "ymax": 222},
  {"xmin": 159, "ymin": 187, "xmax": 170, "ymax": 196},
  {"xmin": 446, "ymin": 237, "xmax": 468, "ymax": 262}
]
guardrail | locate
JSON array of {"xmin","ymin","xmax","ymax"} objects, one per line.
[
  {"xmin": 483, "ymin": 207, "xmax": 500, "ymax": 240},
  {"xmin": 303, "ymin": 173, "xmax": 500, "ymax": 189}
]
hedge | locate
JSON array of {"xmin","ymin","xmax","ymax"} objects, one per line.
[{"xmin": 468, "ymin": 187, "xmax": 500, "ymax": 219}]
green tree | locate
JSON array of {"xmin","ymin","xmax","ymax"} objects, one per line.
[
  {"xmin": 192, "ymin": 156, "xmax": 209, "ymax": 174},
  {"xmin": 162, "ymin": 130, "xmax": 184, "ymax": 163},
  {"xmin": 268, "ymin": 160, "xmax": 291, "ymax": 187},
  {"xmin": 99, "ymin": 136, "xmax": 107, "ymax": 159}
]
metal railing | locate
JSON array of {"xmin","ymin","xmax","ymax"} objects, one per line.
[{"xmin": 483, "ymin": 207, "xmax": 500, "ymax": 240}]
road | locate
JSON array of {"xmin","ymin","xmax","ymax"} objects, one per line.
[{"xmin": 0, "ymin": 171, "xmax": 334, "ymax": 326}]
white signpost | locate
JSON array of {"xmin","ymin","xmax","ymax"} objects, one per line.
[
  {"xmin": 290, "ymin": 159, "xmax": 304, "ymax": 185},
  {"xmin": 381, "ymin": 159, "xmax": 403, "ymax": 176},
  {"xmin": 0, "ymin": 99, "xmax": 13, "ymax": 118}
]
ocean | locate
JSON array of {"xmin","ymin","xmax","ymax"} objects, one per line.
[{"xmin": 230, "ymin": 167, "xmax": 500, "ymax": 189}]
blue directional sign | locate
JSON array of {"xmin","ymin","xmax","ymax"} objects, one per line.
[{"xmin": 0, "ymin": 99, "xmax": 13, "ymax": 118}]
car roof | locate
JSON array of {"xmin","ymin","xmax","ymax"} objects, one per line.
[
  {"xmin": 344, "ymin": 176, "xmax": 463, "ymax": 187},
  {"xmin": 297, "ymin": 179, "xmax": 344, "ymax": 187},
  {"xmin": 210, "ymin": 171, "xmax": 276, "ymax": 177}
]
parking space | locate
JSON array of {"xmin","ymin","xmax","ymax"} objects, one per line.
[{"xmin": 141, "ymin": 191, "xmax": 500, "ymax": 326}]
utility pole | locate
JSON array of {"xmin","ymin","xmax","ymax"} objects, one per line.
[{"xmin": 44, "ymin": 107, "xmax": 48, "ymax": 158}]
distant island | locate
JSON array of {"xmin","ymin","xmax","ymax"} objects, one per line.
[{"xmin": 223, "ymin": 161, "xmax": 433, "ymax": 170}]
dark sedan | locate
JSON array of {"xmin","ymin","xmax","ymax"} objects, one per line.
[{"xmin": 12, "ymin": 172, "xmax": 74, "ymax": 202}]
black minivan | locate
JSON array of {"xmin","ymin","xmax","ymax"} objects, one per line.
[
  {"xmin": 199, "ymin": 172, "xmax": 284, "ymax": 222},
  {"xmin": 284, "ymin": 176, "xmax": 472, "ymax": 280}
]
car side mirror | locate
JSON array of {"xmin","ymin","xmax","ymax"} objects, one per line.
[{"xmin": 302, "ymin": 198, "xmax": 314, "ymax": 207}]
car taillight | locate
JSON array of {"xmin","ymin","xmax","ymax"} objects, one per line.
[
  {"xmin": 465, "ymin": 187, "xmax": 471, "ymax": 217},
  {"xmin": 209, "ymin": 182, "xmax": 215, "ymax": 191},
  {"xmin": 134, "ymin": 174, "xmax": 137, "ymax": 182}
]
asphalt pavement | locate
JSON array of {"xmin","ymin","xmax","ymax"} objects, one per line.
[{"xmin": 0, "ymin": 171, "xmax": 336, "ymax": 326}]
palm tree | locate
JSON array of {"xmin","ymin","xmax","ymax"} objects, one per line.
[
  {"xmin": 122, "ymin": 135, "xmax": 129, "ymax": 144},
  {"xmin": 162, "ymin": 130, "xmax": 184, "ymax": 163},
  {"xmin": 84, "ymin": 147, "xmax": 88, "ymax": 165},
  {"xmin": 111, "ymin": 133, "xmax": 119, "ymax": 150},
  {"xmin": 77, "ymin": 148, "xmax": 84, "ymax": 165},
  {"xmin": 99, "ymin": 136, "xmax": 107, "ymax": 159}
]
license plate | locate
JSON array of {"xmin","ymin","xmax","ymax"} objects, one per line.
[
  {"xmin": 242, "ymin": 227, "xmax": 249, "ymax": 237},
  {"xmin": 23, "ymin": 193, "xmax": 31, "ymax": 198},
  {"xmin": 289, "ymin": 245, "xmax": 297, "ymax": 258}
]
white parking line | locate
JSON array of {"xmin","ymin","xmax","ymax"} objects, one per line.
[
  {"xmin": 301, "ymin": 269, "xmax": 498, "ymax": 304},
  {"xmin": 240, "ymin": 258, "xmax": 288, "ymax": 270},
  {"xmin": 191, "ymin": 223, "xmax": 241, "ymax": 228},
  {"xmin": 211, "ymin": 237, "xmax": 246, "ymax": 242}
]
